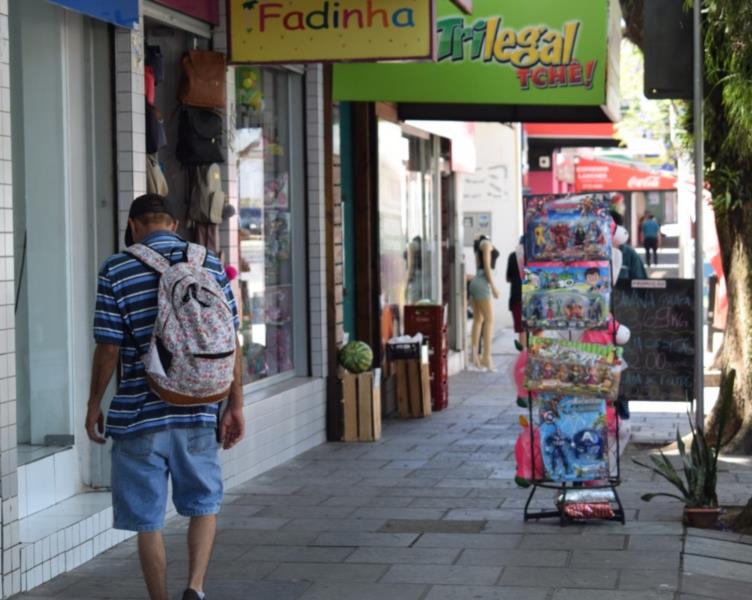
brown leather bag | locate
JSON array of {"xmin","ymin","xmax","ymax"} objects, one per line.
[{"xmin": 178, "ymin": 50, "xmax": 226, "ymax": 109}]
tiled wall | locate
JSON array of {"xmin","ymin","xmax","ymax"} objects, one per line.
[{"xmin": 0, "ymin": 0, "xmax": 20, "ymax": 595}]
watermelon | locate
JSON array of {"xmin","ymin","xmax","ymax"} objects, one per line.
[{"xmin": 339, "ymin": 341, "xmax": 373, "ymax": 374}]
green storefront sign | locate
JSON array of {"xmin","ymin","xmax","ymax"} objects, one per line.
[{"xmin": 333, "ymin": 0, "xmax": 620, "ymax": 112}]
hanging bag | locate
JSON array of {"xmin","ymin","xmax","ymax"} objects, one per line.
[
  {"xmin": 178, "ymin": 50, "xmax": 226, "ymax": 109},
  {"xmin": 176, "ymin": 107, "xmax": 224, "ymax": 166},
  {"xmin": 189, "ymin": 164, "xmax": 225, "ymax": 224}
]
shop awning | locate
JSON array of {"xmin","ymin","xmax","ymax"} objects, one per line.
[
  {"xmin": 49, "ymin": 0, "xmax": 139, "ymax": 28},
  {"xmin": 334, "ymin": 0, "xmax": 622, "ymax": 123},
  {"xmin": 575, "ymin": 158, "xmax": 677, "ymax": 192}
]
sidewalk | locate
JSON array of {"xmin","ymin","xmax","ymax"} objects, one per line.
[{"xmin": 13, "ymin": 332, "xmax": 752, "ymax": 599}]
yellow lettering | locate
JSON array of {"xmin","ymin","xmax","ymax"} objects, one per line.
[
  {"xmin": 483, "ymin": 17, "xmax": 500, "ymax": 62},
  {"xmin": 493, "ymin": 28, "xmax": 516, "ymax": 63},
  {"xmin": 510, "ymin": 26, "xmax": 542, "ymax": 68},
  {"xmin": 539, "ymin": 29, "xmax": 563, "ymax": 65},
  {"xmin": 562, "ymin": 21, "xmax": 581, "ymax": 64}
]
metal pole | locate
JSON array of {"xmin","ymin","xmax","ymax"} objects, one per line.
[{"xmin": 693, "ymin": 0, "xmax": 705, "ymax": 431}]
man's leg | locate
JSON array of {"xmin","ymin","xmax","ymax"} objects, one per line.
[
  {"xmin": 138, "ymin": 532, "xmax": 168, "ymax": 600},
  {"xmin": 187, "ymin": 515, "xmax": 217, "ymax": 594}
]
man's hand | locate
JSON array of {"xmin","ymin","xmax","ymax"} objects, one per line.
[
  {"xmin": 85, "ymin": 405, "xmax": 106, "ymax": 444},
  {"xmin": 219, "ymin": 406, "xmax": 245, "ymax": 450}
]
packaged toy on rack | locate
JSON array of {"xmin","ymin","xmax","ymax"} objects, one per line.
[
  {"xmin": 525, "ymin": 194, "xmax": 613, "ymax": 262},
  {"xmin": 522, "ymin": 262, "xmax": 610, "ymax": 329},
  {"xmin": 524, "ymin": 336, "xmax": 624, "ymax": 399},
  {"xmin": 537, "ymin": 393, "xmax": 609, "ymax": 482}
]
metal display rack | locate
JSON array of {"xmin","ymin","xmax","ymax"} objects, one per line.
[{"xmin": 520, "ymin": 194, "xmax": 627, "ymax": 526}]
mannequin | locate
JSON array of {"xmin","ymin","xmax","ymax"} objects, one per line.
[
  {"xmin": 469, "ymin": 235, "xmax": 500, "ymax": 371},
  {"xmin": 405, "ymin": 236, "xmax": 422, "ymax": 304}
]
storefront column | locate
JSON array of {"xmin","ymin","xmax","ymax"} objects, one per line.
[
  {"xmin": 307, "ymin": 65, "xmax": 328, "ymax": 380},
  {"xmin": 0, "ymin": 2, "xmax": 22, "ymax": 595},
  {"xmin": 114, "ymin": 1, "xmax": 146, "ymax": 248}
]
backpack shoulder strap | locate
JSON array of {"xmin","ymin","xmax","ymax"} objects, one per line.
[
  {"xmin": 186, "ymin": 243, "xmax": 208, "ymax": 268},
  {"xmin": 125, "ymin": 243, "xmax": 171, "ymax": 274}
]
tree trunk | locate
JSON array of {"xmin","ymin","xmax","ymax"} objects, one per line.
[{"xmin": 707, "ymin": 203, "xmax": 752, "ymax": 453}]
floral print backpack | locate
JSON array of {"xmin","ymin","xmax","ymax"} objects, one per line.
[{"xmin": 126, "ymin": 243, "xmax": 236, "ymax": 405}]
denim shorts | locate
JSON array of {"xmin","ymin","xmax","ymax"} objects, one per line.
[{"xmin": 111, "ymin": 426, "xmax": 223, "ymax": 532}]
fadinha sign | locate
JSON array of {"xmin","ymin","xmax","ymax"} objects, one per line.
[
  {"xmin": 228, "ymin": 0, "xmax": 436, "ymax": 63},
  {"xmin": 334, "ymin": 0, "xmax": 620, "ymax": 109}
]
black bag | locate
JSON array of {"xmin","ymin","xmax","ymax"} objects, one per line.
[
  {"xmin": 176, "ymin": 107, "xmax": 224, "ymax": 166},
  {"xmin": 146, "ymin": 45, "xmax": 164, "ymax": 83}
]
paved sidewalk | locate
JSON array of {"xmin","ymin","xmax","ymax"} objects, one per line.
[{"xmin": 13, "ymin": 334, "xmax": 752, "ymax": 599}]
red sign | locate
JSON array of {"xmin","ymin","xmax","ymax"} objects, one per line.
[
  {"xmin": 575, "ymin": 158, "xmax": 676, "ymax": 192},
  {"xmin": 152, "ymin": 0, "xmax": 218, "ymax": 24}
]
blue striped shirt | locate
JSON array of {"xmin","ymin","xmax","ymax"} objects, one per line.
[{"xmin": 94, "ymin": 232, "xmax": 239, "ymax": 439}]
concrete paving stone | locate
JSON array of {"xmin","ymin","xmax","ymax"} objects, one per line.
[
  {"xmin": 281, "ymin": 518, "xmax": 387, "ymax": 532},
  {"xmin": 680, "ymin": 572, "xmax": 752, "ymax": 600},
  {"xmin": 381, "ymin": 564, "xmax": 502, "ymax": 586},
  {"xmin": 384, "ymin": 459, "xmax": 430, "ymax": 469},
  {"xmin": 33, "ymin": 577, "xmax": 151, "ymax": 599},
  {"xmin": 627, "ymin": 534, "xmax": 683, "ymax": 551},
  {"xmin": 408, "ymin": 496, "xmax": 503, "ymax": 510},
  {"xmin": 238, "ymin": 545, "xmax": 355, "ymax": 563},
  {"xmin": 299, "ymin": 485, "xmax": 385, "ymax": 497},
  {"xmin": 214, "ymin": 529, "xmax": 319, "ymax": 546},
  {"xmin": 683, "ymin": 553, "xmax": 752, "ymax": 583},
  {"xmin": 216, "ymin": 503, "xmax": 266, "ymax": 517},
  {"xmin": 266, "ymin": 562, "xmax": 389, "ymax": 583},
  {"xmin": 423, "ymin": 585, "xmax": 551, "ymax": 600},
  {"xmin": 228, "ymin": 483, "xmax": 303, "ymax": 495},
  {"xmin": 322, "ymin": 495, "xmax": 415, "ymax": 508},
  {"xmin": 437, "ymin": 479, "xmax": 516, "ymax": 490},
  {"xmin": 64, "ymin": 557, "xmax": 143, "ymax": 577},
  {"xmin": 518, "ymin": 533, "xmax": 626, "ymax": 550},
  {"xmin": 254, "ymin": 505, "xmax": 358, "ymax": 519},
  {"xmin": 684, "ymin": 534, "xmax": 752, "ymax": 564},
  {"xmin": 552, "ymin": 590, "xmax": 675, "ymax": 600},
  {"xmin": 458, "ymin": 546, "xmax": 569, "ymax": 572},
  {"xmin": 499, "ymin": 566, "xmax": 618, "ymax": 589},
  {"xmin": 687, "ymin": 527, "xmax": 752, "ymax": 544},
  {"xmin": 230, "ymin": 493, "xmax": 328, "ymax": 507},
  {"xmin": 168, "ymin": 558, "xmax": 278, "ymax": 581},
  {"xmin": 570, "ymin": 550, "xmax": 680, "ymax": 570},
  {"xmin": 380, "ymin": 519, "xmax": 486, "ymax": 534},
  {"xmin": 200, "ymin": 580, "xmax": 311, "ymax": 600},
  {"xmin": 415, "ymin": 533, "xmax": 521, "ymax": 549},
  {"xmin": 345, "ymin": 546, "xmax": 461, "ymax": 565},
  {"xmin": 381, "ymin": 487, "xmax": 470, "ymax": 498},
  {"xmin": 445, "ymin": 508, "xmax": 520, "ymax": 521},
  {"xmin": 581, "ymin": 520, "xmax": 683, "ymax": 535},
  {"xmin": 312, "ymin": 532, "xmax": 419, "ymax": 547},
  {"xmin": 617, "ymin": 569, "xmax": 679, "ymax": 591},
  {"xmin": 214, "ymin": 516, "xmax": 290, "ymax": 530},
  {"xmin": 18, "ymin": 574, "xmax": 84, "ymax": 596},
  {"xmin": 350, "ymin": 507, "xmax": 448, "ymax": 520},
  {"xmin": 359, "ymin": 477, "xmax": 443, "ymax": 488},
  {"xmin": 297, "ymin": 582, "xmax": 428, "ymax": 600}
]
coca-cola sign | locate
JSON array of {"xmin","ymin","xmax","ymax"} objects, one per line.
[{"xmin": 575, "ymin": 158, "xmax": 676, "ymax": 192}]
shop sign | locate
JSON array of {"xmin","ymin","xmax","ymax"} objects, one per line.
[
  {"xmin": 334, "ymin": 0, "xmax": 618, "ymax": 106},
  {"xmin": 151, "ymin": 0, "xmax": 219, "ymax": 24},
  {"xmin": 48, "ymin": 0, "xmax": 139, "ymax": 28},
  {"xmin": 228, "ymin": 0, "xmax": 436, "ymax": 64},
  {"xmin": 575, "ymin": 158, "xmax": 677, "ymax": 192}
]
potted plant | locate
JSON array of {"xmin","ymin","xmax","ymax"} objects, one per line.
[{"xmin": 633, "ymin": 370, "xmax": 735, "ymax": 529}]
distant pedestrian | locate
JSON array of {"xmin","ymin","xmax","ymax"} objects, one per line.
[
  {"xmin": 611, "ymin": 212, "xmax": 647, "ymax": 280},
  {"xmin": 641, "ymin": 212, "xmax": 660, "ymax": 267},
  {"xmin": 506, "ymin": 236, "xmax": 525, "ymax": 348},
  {"xmin": 86, "ymin": 194, "xmax": 245, "ymax": 600}
]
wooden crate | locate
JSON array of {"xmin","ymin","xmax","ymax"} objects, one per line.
[
  {"xmin": 341, "ymin": 371, "xmax": 382, "ymax": 442},
  {"xmin": 394, "ymin": 359, "xmax": 432, "ymax": 419}
]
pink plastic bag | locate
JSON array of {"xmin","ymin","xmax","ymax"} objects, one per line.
[
  {"xmin": 513, "ymin": 349, "xmax": 529, "ymax": 398},
  {"xmin": 514, "ymin": 419, "xmax": 543, "ymax": 486}
]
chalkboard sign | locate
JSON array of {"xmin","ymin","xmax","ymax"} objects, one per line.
[{"xmin": 613, "ymin": 279, "xmax": 694, "ymax": 401}]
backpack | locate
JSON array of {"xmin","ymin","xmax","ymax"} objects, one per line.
[
  {"xmin": 188, "ymin": 164, "xmax": 225, "ymax": 224},
  {"xmin": 176, "ymin": 107, "xmax": 224, "ymax": 166},
  {"xmin": 125, "ymin": 243, "xmax": 236, "ymax": 406},
  {"xmin": 178, "ymin": 50, "xmax": 226, "ymax": 109}
]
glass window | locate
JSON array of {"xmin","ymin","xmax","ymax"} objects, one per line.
[{"xmin": 235, "ymin": 67, "xmax": 306, "ymax": 385}]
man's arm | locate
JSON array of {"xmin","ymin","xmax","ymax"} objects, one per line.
[
  {"xmin": 85, "ymin": 343, "xmax": 120, "ymax": 444},
  {"xmin": 219, "ymin": 339, "xmax": 245, "ymax": 450}
]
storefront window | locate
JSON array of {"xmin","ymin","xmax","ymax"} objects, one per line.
[{"xmin": 235, "ymin": 67, "xmax": 306, "ymax": 384}]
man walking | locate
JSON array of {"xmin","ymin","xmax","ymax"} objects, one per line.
[
  {"xmin": 641, "ymin": 212, "xmax": 661, "ymax": 267},
  {"xmin": 85, "ymin": 194, "xmax": 245, "ymax": 600}
]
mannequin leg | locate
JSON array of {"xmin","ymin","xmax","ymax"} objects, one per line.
[
  {"xmin": 477, "ymin": 299, "xmax": 495, "ymax": 371},
  {"xmin": 470, "ymin": 298, "xmax": 484, "ymax": 368}
]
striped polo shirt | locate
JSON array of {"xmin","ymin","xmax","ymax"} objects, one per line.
[{"xmin": 94, "ymin": 231, "xmax": 239, "ymax": 439}]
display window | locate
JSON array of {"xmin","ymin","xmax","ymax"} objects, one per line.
[{"xmin": 235, "ymin": 66, "xmax": 307, "ymax": 385}]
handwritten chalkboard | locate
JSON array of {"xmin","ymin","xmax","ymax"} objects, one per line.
[{"xmin": 613, "ymin": 279, "xmax": 694, "ymax": 401}]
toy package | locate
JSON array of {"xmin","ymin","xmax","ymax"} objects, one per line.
[
  {"xmin": 537, "ymin": 393, "xmax": 610, "ymax": 482},
  {"xmin": 522, "ymin": 263, "xmax": 610, "ymax": 329},
  {"xmin": 525, "ymin": 194, "xmax": 613, "ymax": 262},
  {"xmin": 524, "ymin": 336, "xmax": 623, "ymax": 398}
]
